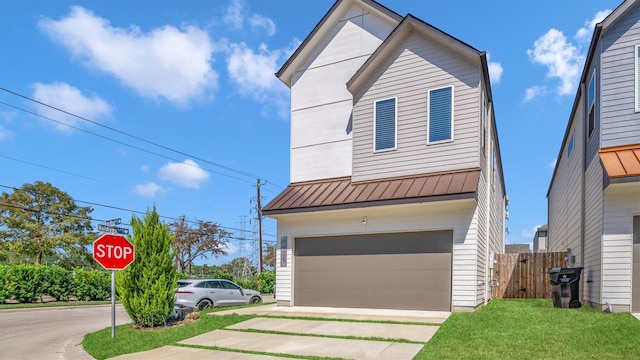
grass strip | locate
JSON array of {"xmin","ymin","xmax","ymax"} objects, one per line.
[
  {"xmin": 226, "ymin": 327, "xmax": 427, "ymax": 344},
  {"xmin": 174, "ymin": 343, "xmax": 343, "ymax": 360}
]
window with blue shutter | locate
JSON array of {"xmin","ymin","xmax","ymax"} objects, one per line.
[
  {"xmin": 374, "ymin": 97, "xmax": 396, "ymax": 151},
  {"xmin": 428, "ymin": 86, "xmax": 453, "ymax": 143}
]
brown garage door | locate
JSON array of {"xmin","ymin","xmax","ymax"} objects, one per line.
[{"xmin": 294, "ymin": 230, "xmax": 452, "ymax": 311}]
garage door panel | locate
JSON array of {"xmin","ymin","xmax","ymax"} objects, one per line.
[
  {"xmin": 293, "ymin": 231, "xmax": 452, "ymax": 311},
  {"xmin": 296, "ymin": 253, "xmax": 451, "ymax": 272},
  {"xmin": 295, "ymin": 288, "xmax": 451, "ymax": 311}
]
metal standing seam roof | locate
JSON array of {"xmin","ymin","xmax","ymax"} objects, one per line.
[
  {"xmin": 263, "ymin": 168, "xmax": 481, "ymax": 215},
  {"xmin": 599, "ymin": 144, "xmax": 640, "ymax": 178}
]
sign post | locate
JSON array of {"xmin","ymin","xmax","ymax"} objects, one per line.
[{"xmin": 93, "ymin": 233, "xmax": 135, "ymax": 338}]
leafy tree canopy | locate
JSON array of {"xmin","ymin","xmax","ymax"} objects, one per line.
[
  {"xmin": 0, "ymin": 181, "xmax": 95, "ymax": 265},
  {"xmin": 169, "ymin": 216, "xmax": 230, "ymax": 274}
]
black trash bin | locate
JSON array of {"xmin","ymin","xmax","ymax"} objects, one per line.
[{"xmin": 549, "ymin": 267, "xmax": 584, "ymax": 308}]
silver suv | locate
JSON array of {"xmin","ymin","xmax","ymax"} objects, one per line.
[{"xmin": 175, "ymin": 279, "xmax": 262, "ymax": 310}]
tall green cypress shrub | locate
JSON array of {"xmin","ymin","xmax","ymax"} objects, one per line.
[{"xmin": 116, "ymin": 207, "xmax": 178, "ymax": 327}]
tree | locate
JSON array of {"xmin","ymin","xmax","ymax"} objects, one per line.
[
  {"xmin": 0, "ymin": 181, "xmax": 94, "ymax": 264},
  {"xmin": 263, "ymin": 243, "xmax": 276, "ymax": 270},
  {"xmin": 116, "ymin": 206, "xmax": 178, "ymax": 327},
  {"xmin": 169, "ymin": 216, "xmax": 230, "ymax": 274}
]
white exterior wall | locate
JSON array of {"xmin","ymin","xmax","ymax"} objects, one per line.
[
  {"xmin": 289, "ymin": 5, "xmax": 396, "ymax": 183},
  {"xmin": 601, "ymin": 182, "xmax": 640, "ymax": 311},
  {"xmin": 351, "ymin": 33, "xmax": 481, "ymax": 182},
  {"xmin": 273, "ymin": 199, "xmax": 480, "ymax": 310}
]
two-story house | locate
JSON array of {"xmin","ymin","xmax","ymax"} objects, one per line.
[
  {"xmin": 263, "ymin": 0, "xmax": 507, "ymax": 312},
  {"xmin": 547, "ymin": 0, "xmax": 640, "ymax": 312}
]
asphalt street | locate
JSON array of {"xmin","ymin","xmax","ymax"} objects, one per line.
[{"xmin": 0, "ymin": 304, "xmax": 131, "ymax": 360}]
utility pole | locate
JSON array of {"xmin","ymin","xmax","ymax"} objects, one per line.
[{"xmin": 256, "ymin": 179, "xmax": 263, "ymax": 274}]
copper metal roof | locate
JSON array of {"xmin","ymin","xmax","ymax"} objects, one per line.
[
  {"xmin": 599, "ymin": 144, "xmax": 640, "ymax": 178},
  {"xmin": 263, "ymin": 168, "xmax": 480, "ymax": 215}
]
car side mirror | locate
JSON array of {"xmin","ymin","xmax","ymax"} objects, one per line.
[{"xmin": 240, "ymin": 289, "xmax": 244, "ymax": 296}]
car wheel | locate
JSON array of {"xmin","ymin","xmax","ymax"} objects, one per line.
[
  {"xmin": 196, "ymin": 299, "xmax": 213, "ymax": 310},
  {"xmin": 249, "ymin": 296, "xmax": 262, "ymax": 304}
]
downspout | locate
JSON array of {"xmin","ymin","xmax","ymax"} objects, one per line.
[
  {"xmin": 580, "ymin": 80, "xmax": 586, "ymax": 305},
  {"xmin": 484, "ymin": 100, "xmax": 492, "ymax": 305}
]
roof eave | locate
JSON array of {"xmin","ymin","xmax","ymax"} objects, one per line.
[
  {"xmin": 263, "ymin": 192, "xmax": 477, "ymax": 217},
  {"xmin": 276, "ymin": 0, "xmax": 403, "ymax": 88}
]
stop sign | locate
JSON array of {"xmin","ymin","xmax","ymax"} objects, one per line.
[{"xmin": 93, "ymin": 234, "xmax": 135, "ymax": 270}]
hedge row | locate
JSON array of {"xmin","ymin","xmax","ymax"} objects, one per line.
[{"xmin": 0, "ymin": 265, "xmax": 111, "ymax": 303}]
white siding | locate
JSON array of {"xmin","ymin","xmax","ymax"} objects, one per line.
[
  {"xmin": 584, "ymin": 156, "xmax": 604, "ymax": 305},
  {"xmin": 548, "ymin": 102, "xmax": 584, "ymax": 258},
  {"xmin": 602, "ymin": 182, "xmax": 640, "ymax": 311},
  {"xmin": 351, "ymin": 32, "xmax": 481, "ymax": 182},
  {"xmin": 271, "ymin": 199, "xmax": 480, "ymax": 310},
  {"xmin": 289, "ymin": 4, "xmax": 395, "ymax": 183},
  {"xmin": 600, "ymin": 2, "xmax": 640, "ymax": 148}
]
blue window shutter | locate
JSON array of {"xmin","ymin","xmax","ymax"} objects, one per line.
[
  {"xmin": 429, "ymin": 87, "xmax": 452, "ymax": 143},
  {"xmin": 375, "ymin": 98, "xmax": 396, "ymax": 151}
]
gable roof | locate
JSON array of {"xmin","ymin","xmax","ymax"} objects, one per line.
[
  {"xmin": 263, "ymin": 169, "xmax": 480, "ymax": 215},
  {"xmin": 275, "ymin": 0, "xmax": 402, "ymax": 88},
  {"xmin": 346, "ymin": 14, "xmax": 487, "ymax": 97}
]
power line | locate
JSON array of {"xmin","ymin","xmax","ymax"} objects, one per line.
[
  {"xmin": 0, "ymin": 87, "xmax": 285, "ymax": 189},
  {"xmin": 0, "ymin": 183, "xmax": 276, "ymax": 238}
]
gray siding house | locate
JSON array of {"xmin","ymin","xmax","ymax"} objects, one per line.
[
  {"xmin": 264, "ymin": 0, "xmax": 507, "ymax": 312},
  {"xmin": 547, "ymin": 0, "xmax": 640, "ymax": 312}
]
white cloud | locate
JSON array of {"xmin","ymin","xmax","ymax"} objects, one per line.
[
  {"xmin": 158, "ymin": 159, "xmax": 209, "ymax": 188},
  {"xmin": 0, "ymin": 125, "xmax": 14, "ymax": 141},
  {"xmin": 134, "ymin": 182, "xmax": 162, "ymax": 197},
  {"xmin": 549, "ymin": 158, "xmax": 557, "ymax": 169},
  {"xmin": 223, "ymin": 0, "xmax": 244, "ymax": 29},
  {"xmin": 527, "ymin": 29, "xmax": 583, "ymax": 96},
  {"xmin": 524, "ymin": 85, "xmax": 548, "ymax": 102},
  {"xmin": 575, "ymin": 10, "xmax": 612, "ymax": 42},
  {"xmin": 522, "ymin": 225, "xmax": 543, "ymax": 239},
  {"xmin": 39, "ymin": 6, "xmax": 218, "ymax": 106},
  {"xmin": 250, "ymin": 14, "xmax": 276, "ymax": 36},
  {"xmin": 487, "ymin": 53, "xmax": 503, "ymax": 84},
  {"xmin": 31, "ymin": 82, "xmax": 112, "ymax": 132}
]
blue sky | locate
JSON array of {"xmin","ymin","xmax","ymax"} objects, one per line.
[{"xmin": 0, "ymin": 0, "xmax": 622, "ymax": 265}]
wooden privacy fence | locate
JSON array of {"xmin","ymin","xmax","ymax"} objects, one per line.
[{"xmin": 492, "ymin": 252, "xmax": 567, "ymax": 299}]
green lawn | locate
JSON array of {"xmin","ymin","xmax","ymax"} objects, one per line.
[
  {"xmin": 417, "ymin": 299, "xmax": 640, "ymax": 359},
  {"xmin": 82, "ymin": 299, "xmax": 640, "ymax": 359}
]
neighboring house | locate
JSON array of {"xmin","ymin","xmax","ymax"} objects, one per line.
[
  {"xmin": 533, "ymin": 225, "xmax": 548, "ymax": 253},
  {"xmin": 505, "ymin": 244, "xmax": 531, "ymax": 254},
  {"xmin": 263, "ymin": 0, "xmax": 507, "ymax": 312},
  {"xmin": 547, "ymin": 0, "xmax": 640, "ymax": 312}
]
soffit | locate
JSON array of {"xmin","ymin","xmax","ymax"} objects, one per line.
[
  {"xmin": 599, "ymin": 144, "xmax": 640, "ymax": 178},
  {"xmin": 263, "ymin": 169, "xmax": 480, "ymax": 215}
]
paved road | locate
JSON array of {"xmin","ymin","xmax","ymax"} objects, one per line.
[{"xmin": 0, "ymin": 304, "xmax": 131, "ymax": 360}]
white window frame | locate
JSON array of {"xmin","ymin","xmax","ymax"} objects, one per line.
[
  {"xmin": 373, "ymin": 97, "xmax": 397, "ymax": 153},
  {"xmin": 635, "ymin": 45, "xmax": 640, "ymax": 112},
  {"xmin": 427, "ymin": 85, "xmax": 454, "ymax": 145}
]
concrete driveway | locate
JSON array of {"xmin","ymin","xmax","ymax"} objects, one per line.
[{"xmin": 109, "ymin": 304, "xmax": 449, "ymax": 360}]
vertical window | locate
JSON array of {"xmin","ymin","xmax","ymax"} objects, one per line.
[
  {"xmin": 587, "ymin": 71, "xmax": 596, "ymax": 136},
  {"xmin": 636, "ymin": 45, "xmax": 640, "ymax": 111},
  {"xmin": 374, "ymin": 97, "xmax": 396, "ymax": 151},
  {"xmin": 428, "ymin": 86, "xmax": 453, "ymax": 143},
  {"xmin": 568, "ymin": 133, "xmax": 574, "ymax": 158}
]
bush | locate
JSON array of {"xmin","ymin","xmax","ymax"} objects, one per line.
[
  {"xmin": 74, "ymin": 268, "xmax": 111, "ymax": 301},
  {"xmin": 6, "ymin": 264, "xmax": 44, "ymax": 303},
  {"xmin": 255, "ymin": 271, "xmax": 275, "ymax": 294},
  {"xmin": 41, "ymin": 265, "xmax": 73, "ymax": 301},
  {"xmin": 0, "ymin": 265, "xmax": 8, "ymax": 302}
]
